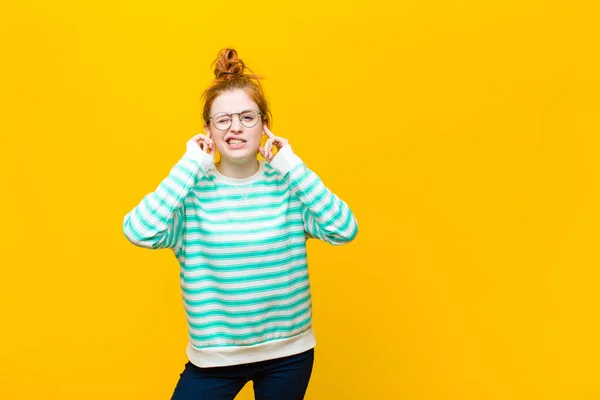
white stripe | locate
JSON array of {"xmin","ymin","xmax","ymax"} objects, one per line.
[
  {"xmin": 184, "ymin": 215, "xmax": 303, "ymax": 233},
  {"xmin": 183, "ymin": 268, "xmax": 308, "ymax": 291},
  {"xmin": 191, "ymin": 182, "xmax": 287, "ymax": 199},
  {"xmin": 314, "ymin": 196, "xmax": 347, "ymax": 231},
  {"xmin": 171, "ymin": 164, "xmax": 195, "ymax": 182},
  {"xmin": 184, "ymin": 201, "xmax": 302, "ymax": 221},
  {"xmin": 145, "ymin": 191, "xmax": 177, "ymax": 221},
  {"xmin": 185, "ymin": 224, "xmax": 303, "ymax": 244},
  {"xmin": 185, "ymin": 234, "xmax": 306, "ymax": 256},
  {"xmin": 187, "ymin": 298, "xmax": 311, "ymax": 325},
  {"xmin": 182, "ymin": 279, "xmax": 310, "ymax": 302},
  {"xmin": 129, "ymin": 209, "xmax": 160, "ymax": 238},
  {"xmin": 183, "ymin": 246, "xmax": 307, "ymax": 268},
  {"xmin": 188, "ymin": 309, "xmax": 312, "ymax": 336},
  {"xmin": 183, "ymin": 287, "xmax": 311, "ymax": 314},
  {"xmin": 190, "ymin": 195, "xmax": 295, "ymax": 211},
  {"xmin": 189, "ymin": 324, "xmax": 311, "ymax": 348},
  {"xmin": 183, "ymin": 259, "xmax": 307, "ymax": 280}
]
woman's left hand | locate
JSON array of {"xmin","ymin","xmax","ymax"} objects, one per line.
[{"xmin": 259, "ymin": 125, "xmax": 289, "ymax": 163}]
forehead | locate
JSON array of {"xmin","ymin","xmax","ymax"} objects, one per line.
[{"xmin": 211, "ymin": 90, "xmax": 258, "ymax": 114}]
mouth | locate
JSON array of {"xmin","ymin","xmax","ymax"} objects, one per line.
[{"xmin": 225, "ymin": 138, "xmax": 247, "ymax": 149}]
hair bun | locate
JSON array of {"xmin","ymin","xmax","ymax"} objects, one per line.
[{"xmin": 212, "ymin": 48, "xmax": 246, "ymax": 81}]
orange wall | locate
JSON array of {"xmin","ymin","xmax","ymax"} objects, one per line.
[{"xmin": 1, "ymin": 1, "xmax": 599, "ymax": 399}]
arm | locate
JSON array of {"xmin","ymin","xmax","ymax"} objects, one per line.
[
  {"xmin": 270, "ymin": 145, "xmax": 358, "ymax": 245},
  {"xmin": 122, "ymin": 136, "xmax": 215, "ymax": 250}
]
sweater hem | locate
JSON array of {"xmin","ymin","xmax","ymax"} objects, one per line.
[{"xmin": 185, "ymin": 327, "xmax": 316, "ymax": 368}]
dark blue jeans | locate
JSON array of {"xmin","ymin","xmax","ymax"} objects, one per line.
[{"xmin": 170, "ymin": 348, "xmax": 314, "ymax": 400}]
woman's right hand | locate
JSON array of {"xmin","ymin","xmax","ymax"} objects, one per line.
[{"xmin": 186, "ymin": 132, "xmax": 215, "ymax": 157}]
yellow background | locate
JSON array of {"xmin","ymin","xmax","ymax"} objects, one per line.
[{"xmin": 1, "ymin": 0, "xmax": 599, "ymax": 399}]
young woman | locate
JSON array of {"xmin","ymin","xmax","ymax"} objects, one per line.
[{"xmin": 123, "ymin": 48, "xmax": 358, "ymax": 400}]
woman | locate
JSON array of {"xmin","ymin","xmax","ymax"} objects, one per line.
[{"xmin": 123, "ymin": 48, "xmax": 358, "ymax": 400}]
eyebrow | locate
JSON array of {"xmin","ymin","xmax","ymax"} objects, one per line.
[{"xmin": 212, "ymin": 109, "xmax": 257, "ymax": 115}]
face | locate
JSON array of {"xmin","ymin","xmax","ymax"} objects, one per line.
[{"xmin": 204, "ymin": 89, "xmax": 264, "ymax": 164}]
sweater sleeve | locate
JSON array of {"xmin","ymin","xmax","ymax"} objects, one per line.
[
  {"xmin": 122, "ymin": 148, "xmax": 214, "ymax": 251},
  {"xmin": 270, "ymin": 146, "xmax": 358, "ymax": 245}
]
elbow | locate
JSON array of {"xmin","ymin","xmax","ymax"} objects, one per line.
[
  {"xmin": 347, "ymin": 221, "xmax": 359, "ymax": 242},
  {"xmin": 123, "ymin": 213, "xmax": 156, "ymax": 249},
  {"xmin": 123, "ymin": 217, "xmax": 142, "ymax": 247},
  {"xmin": 328, "ymin": 218, "xmax": 358, "ymax": 246}
]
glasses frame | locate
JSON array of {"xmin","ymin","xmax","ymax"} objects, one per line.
[{"xmin": 209, "ymin": 109, "xmax": 262, "ymax": 131}]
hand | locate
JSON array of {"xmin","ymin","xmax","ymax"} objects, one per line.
[
  {"xmin": 259, "ymin": 125, "xmax": 289, "ymax": 163},
  {"xmin": 187, "ymin": 131, "xmax": 215, "ymax": 157}
]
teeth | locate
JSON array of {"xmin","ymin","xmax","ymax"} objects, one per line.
[{"xmin": 229, "ymin": 139, "xmax": 244, "ymax": 144}]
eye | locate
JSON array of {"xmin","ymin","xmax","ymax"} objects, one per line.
[{"xmin": 241, "ymin": 112, "xmax": 257, "ymax": 121}]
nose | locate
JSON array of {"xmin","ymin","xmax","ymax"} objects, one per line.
[{"xmin": 229, "ymin": 115, "xmax": 243, "ymax": 133}]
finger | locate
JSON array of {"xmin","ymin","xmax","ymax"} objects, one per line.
[
  {"xmin": 263, "ymin": 125, "xmax": 275, "ymax": 139},
  {"xmin": 191, "ymin": 133, "xmax": 205, "ymax": 142},
  {"xmin": 266, "ymin": 139, "xmax": 274, "ymax": 156},
  {"xmin": 263, "ymin": 140, "xmax": 271, "ymax": 160}
]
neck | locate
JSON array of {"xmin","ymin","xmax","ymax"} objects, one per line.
[{"xmin": 216, "ymin": 157, "xmax": 260, "ymax": 179}]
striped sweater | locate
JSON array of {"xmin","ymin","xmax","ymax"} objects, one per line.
[{"xmin": 122, "ymin": 144, "xmax": 358, "ymax": 367}]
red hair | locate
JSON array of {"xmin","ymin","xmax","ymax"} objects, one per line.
[{"xmin": 201, "ymin": 48, "xmax": 272, "ymax": 129}]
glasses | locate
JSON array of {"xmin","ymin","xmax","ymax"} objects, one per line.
[{"xmin": 209, "ymin": 109, "xmax": 262, "ymax": 131}]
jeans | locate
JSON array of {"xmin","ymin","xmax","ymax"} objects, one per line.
[{"xmin": 170, "ymin": 348, "xmax": 315, "ymax": 400}]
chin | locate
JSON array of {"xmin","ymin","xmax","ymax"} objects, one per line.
[{"xmin": 220, "ymin": 148, "xmax": 258, "ymax": 163}]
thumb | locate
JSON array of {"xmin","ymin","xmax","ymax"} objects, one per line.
[{"xmin": 258, "ymin": 146, "xmax": 268, "ymax": 160}]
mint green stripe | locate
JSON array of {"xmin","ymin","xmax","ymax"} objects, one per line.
[
  {"xmin": 189, "ymin": 317, "xmax": 311, "ymax": 343},
  {"xmin": 190, "ymin": 189, "xmax": 291, "ymax": 203},
  {"xmin": 185, "ymin": 218, "xmax": 303, "ymax": 235},
  {"xmin": 185, "ymin": 241, "xmax": 306, "ymax": 261},
  {"xmin": 186, "ymin": 200, "xmax": 301, "ymax": 215},
  {"xmin": 147, "ymin": 185, "xmax": 181, "ymax": 220},
  {"xmin": 308, "ymin": 206, "xmax": 353, "ymax": 241},
  {"xmin": 288, "ymin": 164, "xmax": 306, "ymax": 179},
  {"xmin": 184, "ymin": 283, "xmax": 309, "ymax": 307},
  {"xmin": 173, "ymin": 162, "xmax": 197, "ymax": 177},
  {"xmin": 309, "ymin": 193, "xmax": 336, "ymax": 218},
  {"xmin": 301, "ymin": 184, "xmax": 329, "ymax": 208},
  {"xmin": 334, "ymin": 208, "xmax": 354, "ymax": 232},
  {"xmin": 183, "ymin": 263, "xmax": 307, "ymax": 284},
  {"xmin": 264, "ymin": 169, "xmax": 280, "ymax": 177},
  {"xmin": 160, "ymin": 179, "xmax": 184, "ymax": 201},
  {"xmin": 196, "ymin": 179, "xmax": 286, "ymax": 191},
  {"xmin": 298, "ymin": 174, "xmax": 321, "ymax": 197},
  {"xmin": 184, "ymin": 252, "xmax": 307, "ymax": 272},
  {"xmin": 346, "ymin": 222, "xmax": 358, "ymax": 241},
  {"xmin": 123, "ymin": 214, "xmax": 145, "ymax": 241},
  {"xmin": 184, "ymin": 293, "xmax": 310, "ymax": 319},
  {"xmin": 289, "ymin": 167, "xmax": 312, "ymax": 188},
  {"xmin": 140, "ymin": 196, "xmax": 169, "ymax": 225},
  {"xmin": 188, "ymin": 306, "xmax": 311, "ymax": 330},
  {"xmin": 182, "ymin": 274, "xmax": 309, "ymax": 296},
  {"xmin": 184, "ymin": 229, "xmax": 305, "ymax": 248},
  {"xmin": 180, "ymin": 157, "xmax": 201, "ymax": 171},
  {"xmin": 185, "ymin": 206, "xmax": 303, "ymax": 225},
  {"xmin": 135, "ymin": 204, "xmax": 163, "ymax": 232}
]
